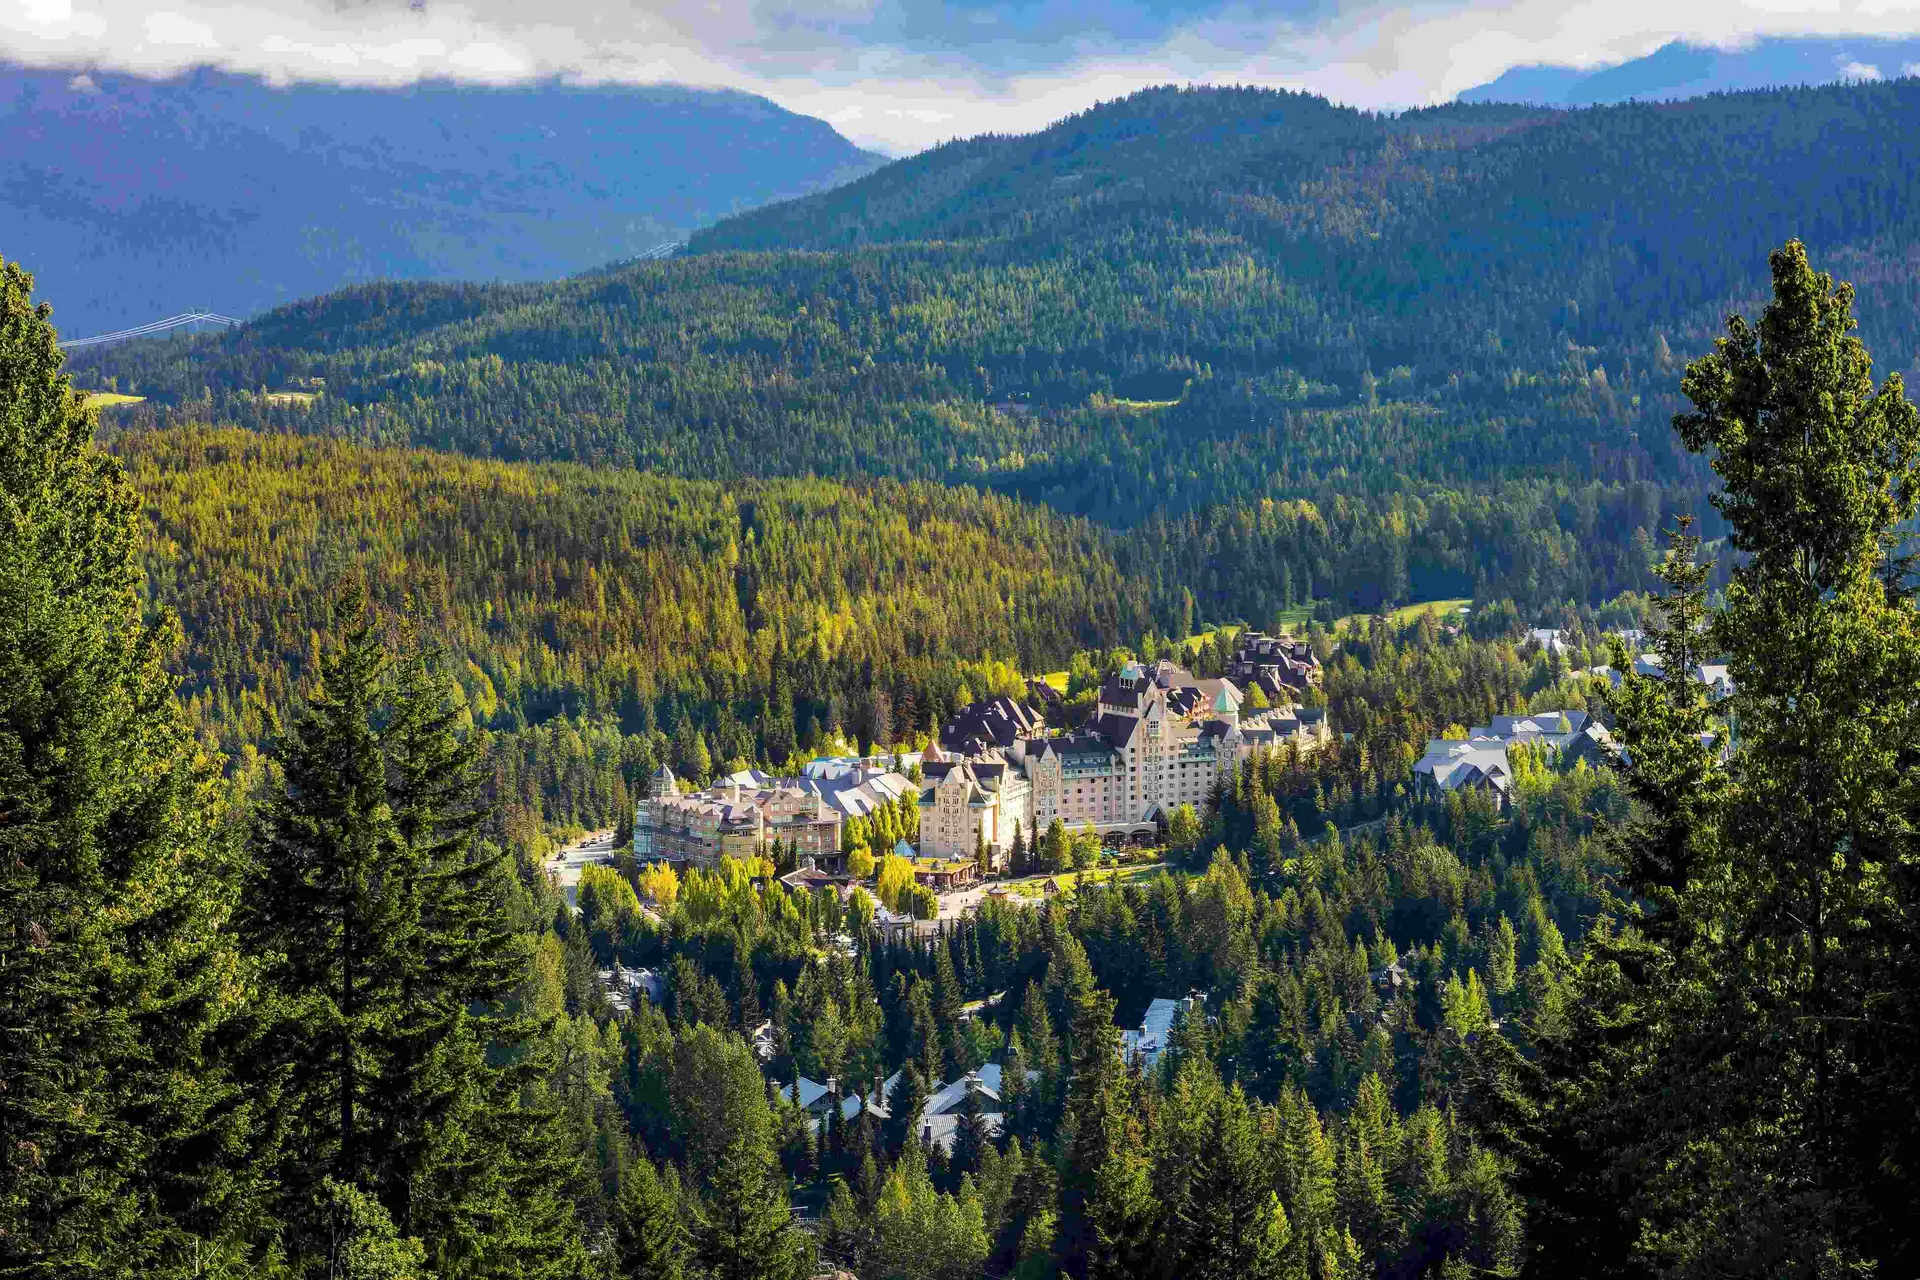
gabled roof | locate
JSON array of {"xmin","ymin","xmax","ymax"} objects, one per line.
[
  {"xmin": 780, "ymin": 867, "xmax": 846, "ymax": 891},
  {"xmin": 789, "ymin": 1077, "xmax": 833, "ymax": 1110},
  {"xmin": 939, "ymin": 695, "xmax": 1044, "ymax": 756},
  {"xmin": 1151, "ymin": 660, "xmax": 1198, "ymax": 689},
  {"xmin": 1414, "ymin": 738, "xmax": 1514, "ymax": 792},
  {"xmin": 923, "ymin": 1071, "xmax": 1004, "ymax": 1117},
  {"xmin": 1487, "ymin": 710, "xmax": 1588, "ymax": 737},
  {"xmin": 1195, "ymin": 678, "xmax": 1241, "ymax": 711}
]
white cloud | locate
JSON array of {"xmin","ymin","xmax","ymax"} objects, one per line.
[
  {"xmin": 1841, "ymin": 59, "xmax": 1884, "ymax": 78},
  {"xmin": 4, "ymin": 1, "xmax": 1920, "ymax": 153},
  {"xmin": 142, "ymin": 11, "xmax": 221, "ymax": 50}
]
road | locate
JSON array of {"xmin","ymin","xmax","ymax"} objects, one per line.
[{"xmin": 546, "ymin": 830, "xmax": 619, "ymax": 911}]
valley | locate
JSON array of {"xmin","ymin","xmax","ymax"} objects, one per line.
[{"xmin": 9, "ymin": 66, "xmax": 1920, "ymax": 1280}]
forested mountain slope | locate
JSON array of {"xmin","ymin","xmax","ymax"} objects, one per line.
[
  {"xmin": 78, "ymin": 81, "xmax": 1920, "ymax": 614},
  {"xmin": 692, "ymin": 79, "xmax": 1920, "ymax": 368},
  {"xmin": 2, "ymin": 63, "xmax": 882, "ymax": 334},
  {"xmin": 120, "ymin": 425, "xmax": 1149, "ymax": 777}
]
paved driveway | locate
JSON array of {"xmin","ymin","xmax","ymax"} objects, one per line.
[{"xmin": 547, "ymin": 830, "xmax": 619, "ymax": 911}]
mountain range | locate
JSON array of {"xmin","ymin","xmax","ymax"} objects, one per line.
[
  {"xmin": 1461, "ymin": 37, "xmax": 1920, "ymax": 106},
  {"xmin": 74, "ymin": 77, "xmax": 1920, "ymax": 620},
  {"xmin": 0, "ymin": 62, "xmax": 883, "ymax": 336}
]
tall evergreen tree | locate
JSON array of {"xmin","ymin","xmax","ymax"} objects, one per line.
[
  {"xmin": 951, "ymin": 1078, "xmax": 991, "ymax": 1178},
  {"xmin": 883, "ymin": 1064, "xmax": 931, "ymax": 1159},
  {"xmin": 1484, "ymin": 241, "xmax": 1920, "ymax": 1277},
  {"xmin": 248, "ymin": 593, "xmax": 579, "ymax": 1276},
  {"xmin": 1056, "ymin": 987, "xmax": 1153, "ymax": 1280},
  {"xmin": 1664, "ymin": 239, "xmax": 1920, "ymax": 1272},
  {"xmin": 612, "ymin": 1155, "xmax": 688, "ymax": 1280},
  {"xmin": 1151, "ymin": 1061, "xmax": 1291, "ymax": 1280},
  {"xmin": 689, "ymin": 1135, "xmax": 809, "ymax": 1280},
  {"xmin": 0, "ymin": 258, "xmax": 254, "ymax": 1276},
  {"xmin": 245, "ymin": 590, "xmax": 421, "ymax": 1263}
]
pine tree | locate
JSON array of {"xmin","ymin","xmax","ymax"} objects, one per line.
[
  {"xmin": 390, "ymin": 636, "xmax": 580, "ymax": 1277},
  {"xmin": 999, "ymin": 1035, "xmax": 1033, "ymax": 1142},
  {"xmin": 1486, "ymin": 916, "xmax": 1518, "ymax": 1000},
  {"xmin": 245, "ymin": 588, "xmax": 420, "ymax": 1259},
  {"xmin": 249, "ymin": 595, "xmax": 580, "ymax": 1276},
  {"xmin": 612, "ymin": 1155, "xmax": 688, "ymax": 1280},
  {"xmin": 375, "ymin": 635, "xmax": 501, "ymax": 1207},
  {"xmin": 0, "ymin": 257, "xmax": 255, "ymax": 1274},
  {"xmin": 884, "ymin": 1064, "xmax": 931, "ymax": 1158},
  {"xmin": 1151, "ymin": 1060, "xmax": 1290, "ymax": 1280},
  {"xmin": 1057, "ymin": 987, "xmax": 1153, "ymax": 1280},
  {"xmin": 689, "ymin": 1135, "xmax": 809, "ymax": 1280},
  {"xmin": 1482, "ymin": 242, "xmax": 1920, "ymax": 1277},
  {"xmin": 1664, "ymin": 239, "xmax": 1920, "ymax": 1271},
  {"xmin": 951, "ymin": 1078, "xmax": 991, "ymax": 1177},
  {"xmin": 1273, "ymin": 1084, "xmax": 1341, "ymax": 1280},
  {"xmin": 1338, "ymin": 1074, "xmax": 1400, "ymax": 1270}
]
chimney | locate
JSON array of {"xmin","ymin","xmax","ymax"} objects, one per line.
[
  {"xmin": 875, "ymin": 1071, "xmax": 885, "ymax": 1103},
  {"xmin": 922, "ymin": 1123, "xmax": 933, "ymax": 1148}
]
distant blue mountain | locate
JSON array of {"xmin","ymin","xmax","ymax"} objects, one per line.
[
  {"xmin": 0, "ymin": 64, "xmax": 884, "ymax": 336},
  {"xmin": 1461, "ymin": 37, "xmax": 1920, "ymax": 107}
]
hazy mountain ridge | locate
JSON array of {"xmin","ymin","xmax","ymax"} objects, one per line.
[
  {"xmin": 1460, "ymin": 36, "xmax": 1920, "ymax": 107},
  {"xmin": 0, "ymin": 62, "xmax": 884, "ymax": 335}
]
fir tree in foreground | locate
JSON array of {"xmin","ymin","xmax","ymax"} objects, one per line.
[
  {"xmin": 0, "ymin": 259, "xmax": 253, "ymax": 1276},
  {"xmin": 243, "ymin": 590, "xmax": 579, "ymax": 1277},
  {"xmin": 1480, "ymin": 241, "xmax": 1920, "ymax": 1277}
]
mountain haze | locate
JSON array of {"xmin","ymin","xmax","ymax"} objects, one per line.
[
  {"xmin": 1460, "ymin": 37, "xmax": 1920, "ymax": 106},
  {"xmin": 1, "ymin": 63, "xmax": 883, "ymax": 335}
]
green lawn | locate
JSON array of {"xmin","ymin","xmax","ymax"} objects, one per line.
[
  {"xmin": 998, "ymin": 861, "xmax": 1167, "ymax": 898},
  {"xmin": 1331, "ymin": 597, "xmax": 1472, "ymax": 634},
  {"xmin": 82, "ymin": 392, "xmax": 144, "ymax": 409}
]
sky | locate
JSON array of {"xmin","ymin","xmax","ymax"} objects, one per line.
[{"xmin": 8, "ymin": 0, "xmax": 1920, "ymax": 153}]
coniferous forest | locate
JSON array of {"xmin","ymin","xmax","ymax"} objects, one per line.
[{"xmin": 8, "ymin": 77, "xmax": 1920, "ymax": 1280}]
